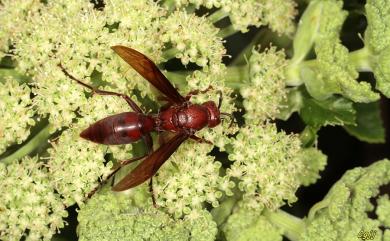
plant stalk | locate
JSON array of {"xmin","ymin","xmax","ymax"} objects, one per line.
[
  {"xmin": 207, "ymin": 9, "xmax": 228, "ymax": 23},
  {"xmin": 1, "ymin": 125, "xmax": 52, "ymax": 164},
  {"xmin": 349, "ymin": 47, "xmax": 374, "ymax": 72},
  {"xmin": 263, "ymin": 209, "xmax": 305, "ymax": 241},
  {"xmin": 218, "ymin": 25, "xmax": 238, "ymax": 39}
]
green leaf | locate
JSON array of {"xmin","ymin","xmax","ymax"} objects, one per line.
[
  {"xmin": 300, "ymin": 95, "xmax": 356, "ymax": 127},
  {"xmin": 344, "ymin": 102, "xmax": 385, "ymax": 143}
]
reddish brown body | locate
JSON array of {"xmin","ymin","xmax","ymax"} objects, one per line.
[
  {"xmin": 60, "ymin": 45, "xmax": 232, "ymax": 197},
  {"xmin": 81, "ymin": 102, "xmax": 221, "ymax": 146},
  {"xmin": 158, "ymin": 101, "xmax": 220, "ymax": 132},
  {"xmin": 80, "ymin": 112, "xmax": 154, "ymax": 145}
]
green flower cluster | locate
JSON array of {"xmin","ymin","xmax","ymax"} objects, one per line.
[
  {"xmin": 222, "ymin": 206, "xmax": 283, "ymax": 241},
  {"xmin": 78, "ymin": 189, "xmax": 217, "ymax": 241},
  {"xmin": 300, "ymin": 159, "xmax": 390, "ymax": 241}
]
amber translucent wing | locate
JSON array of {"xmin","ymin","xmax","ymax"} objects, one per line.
[
  {"xmin": 111, "ymin": 45, "xmax": 186, "ymax": 105},
  {"xmin": 112, "ymin": 132, "xmax": 189, "ymax": 191}
]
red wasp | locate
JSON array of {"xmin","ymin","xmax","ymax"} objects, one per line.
[{"xmin": 59, "ymin": 46, "xmax": 232, "ymax": 203}]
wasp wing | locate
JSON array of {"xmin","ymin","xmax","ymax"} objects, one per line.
[
  {"xmin": 111, "ymin": 45, "xmax": 186, "ymax": 105},
  {"xmin": 112, "ymin": 132, "xmax": 189, "ymax": 191}
]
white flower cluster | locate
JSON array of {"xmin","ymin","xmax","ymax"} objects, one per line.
[
  {"xmin": 0, "ymin": 0, "xmax": 229, "ymax": 130},
  {"xmin": 0, "ymin": 0, "xmax": 42, "ymax": 59},
  {"xmin": 11, "ymin": 0, "xmax": 162, "ymax": 129},
  {"xmin": 48, "ymin": 94, "xmax": 131, "ymax": 206},
  {"xmin": 47, "ymin": 128, "xmax": 113, "ymax": 206},
  {"xmin": 162, "ymin": 11, "xmax": 225, "ymax": 67},
  {"xmin": 241, "ymin": 47, "xmax": 288, "ymax": 123},
  {"xmin": 0, "ymin": 157, "xmax": 67, "ymax": 241},
  {"xmin": 0, "ymin": 77, "xmax": 35, "ymax": 153},
  {"xmin": 168, "ymin": 0, "xmax": 297, "ymax": 34},
  {"xmin": 153, "ymin": 141, "xmax": 234, "ymax": 217},
  {"xmin": 227, "ymin": 123, "xmax": 303, "ymax": 211}
]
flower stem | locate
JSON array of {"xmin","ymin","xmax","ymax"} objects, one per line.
[
  {"xmin": 1, "ymin": 125, "xmax": 52, "ymax": 164},
  {"xmin": 218, "ymin": 25, "xmax": 238, "ymax": 39},
  {"xmin": 163, "ymin": 48, "xmax": 179, "ymax": 61},
  {"xmin": 165, "ymin": 71, "xmax": 188, "ymax": 89},
  {"xmin": 300, "ymin": 125, "xmax": 320, "ymax": 147},
  {"xmin": 349, "ymin": 47, "xmax": 374, "ymax": 72},
  {"xmin": 211, "ymin": 196, "xmax": 238, "ymax": 226},
  {"xmin": 207, "ymin": 9, "xmax": 228, "ymax": 23},
  {"xmin": 230, "ymin": 29, "xmax": 271, "ymax": 66},
  {"xmin": 225, "ymin": 66, "xmax": 249, "ymax": 89},
  {"xmin": 263, "ymin": 209, "xmax": 305, "ymax": 241},
  {"xmin": 285, "ymin": 63, "xmax": 304, "ymax": 86}
]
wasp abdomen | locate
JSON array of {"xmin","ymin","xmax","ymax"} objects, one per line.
[{"xmin": 80, "ymin": 112, "xmax": 152, "ymax": 145}]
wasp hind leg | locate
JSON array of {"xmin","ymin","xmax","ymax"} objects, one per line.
[
  {"xmin": 149, "ymin": 178, "xmax": 158, "ymax": 208},
  {"xmin": 86, "ymin": 154, "xmax": 148, "ymax": 199},
  {"xmin": 190, "ymin": 135, "xmax": 213, "ymax": 145},
  {"xmin": 185, "ymin": 85, "xmax": 214, "ymax": 100},
  {"xmin": 58, "ymin": 63, "xmax": 142, "ymax": 113}
]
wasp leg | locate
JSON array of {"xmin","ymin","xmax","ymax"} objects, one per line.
[
  {"xmin": 149, "ymin": 178, "xmax": 158, "ymax": 208},
  {"xmin": 58, "ymin": 63, "xmax": 142, "ymax": 113},
  {"xmin": 86, "ymin": 153, "xmax": 148, "ymax": 199},
  {"xmin": 190, "ymin": 135, "xmax": 213, "ymax": 145},
  {"xmin": 185, "ymin": 85, "xmax": 213, "ymax": 100}
]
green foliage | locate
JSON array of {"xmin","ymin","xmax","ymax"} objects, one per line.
[
  {"xmin": 364, "ymin": 0, "xmax": 390, "ymax": 97},
  {"xmin": 222, "ymin": 206, "xmax": 283, "ymax": 241},
  {"xmin": 376, "ymin": 194, "xmax": 390, "ymax": 228},
  {"xmin": 299, "ymin": 0, "xmax": 379, "ymax": 102},
  {"xmin": 365, "ymin": 0, "xmax": 390, "ymax": 53},
  {"xmin": 313, "ymin": 39, "xmax": 379, "ymax": 103},
  {"xmin": 344, "ymin": 102, "xmax": 385, "ymax": 143},
  {"xmin": 300, "ymin": 95, "xmax": 356, "ymax": 127},
  {"xmin": 300, "ymin": 159, "xmax": 390, "ymax": 241},
  {"xmin": 373, "ymin": 46, "xmax": 390, "ymax": 97}
]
